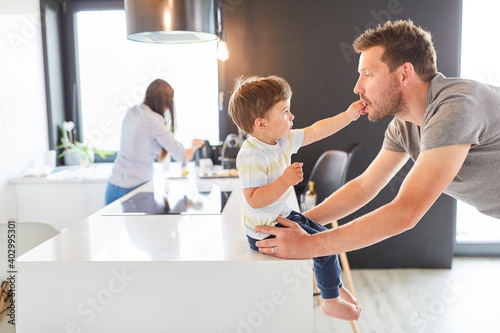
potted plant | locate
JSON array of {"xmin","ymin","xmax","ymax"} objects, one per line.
[{"xmin": 57, "ymin": 121, "xmax": 112, "ymax": 166}]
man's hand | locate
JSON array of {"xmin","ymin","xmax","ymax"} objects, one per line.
[
  {"xmin": 281, "ymin": 162, "xmax": 303, "ymax": 187},
  {"xmin": 255, "ymin": 217, "xmax": 313, "ymax": 259}
]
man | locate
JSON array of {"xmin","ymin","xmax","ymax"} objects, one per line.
[{"xmin": 255, "ymin": 19, "xmax": 500, "ymax": 259}]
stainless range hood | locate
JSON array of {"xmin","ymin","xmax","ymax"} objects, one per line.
[{"xmin": 124, "ymin": 0, "xmax": 218, "ymax": 44}]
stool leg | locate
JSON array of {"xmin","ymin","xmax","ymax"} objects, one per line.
[
  {"xmin": 332, "ymin": 220, "xmax": 360, "ymax": 333},
  {"xmin": 339, "ymin": 251, "xmax": 356, "ymax": 296},
  {"xmin": 312, "ymin": 269, "xmax": 322, "ymax": 305},
  {"xmin": 350, "ymin": 321, "xmax": 360, "ymax": 333}
]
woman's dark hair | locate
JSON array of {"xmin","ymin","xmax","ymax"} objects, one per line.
[
  {"xmin": 143, "ymin": 78, "xmax": 175, "ymax": 162},
  {"xmin": 143, "ymin": 78, "xmax": 175, "ymax": 133}
]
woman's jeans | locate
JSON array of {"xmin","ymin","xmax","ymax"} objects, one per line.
[{"xmin": 105, "ymin": 182, "xmax": 144, "ymax": 205}]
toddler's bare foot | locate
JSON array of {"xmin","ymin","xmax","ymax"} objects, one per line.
[
  {"xmin": 339, "ymin": 286, "xmax": 360, "ymax": 308},
  {"xmin": 321, "ymin": 297, "xmax": 361, "ymax": 321}
]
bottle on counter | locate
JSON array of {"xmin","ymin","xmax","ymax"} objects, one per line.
[{"xmin": 302, "ymin": 181, "xmax": 317, "ymax": 212}]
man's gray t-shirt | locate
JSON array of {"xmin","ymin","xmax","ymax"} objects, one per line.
[{"xmin": 382, "ymin": 73, "xmax": 500, "ymax": 218}]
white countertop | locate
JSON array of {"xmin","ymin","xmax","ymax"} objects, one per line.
[
  {"xmin": 10, "ymin": 163, "xmax": 113, "ymax": 184},
  {"xmin": 18, "ymin": 174, "xmax": 295, "ymax": 263},
  {"xmin": 10, "ymin": 161, "xmax": 206, "ymax": 184}
]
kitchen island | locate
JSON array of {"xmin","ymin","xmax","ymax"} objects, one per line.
[{"xmin": 16, "ymin": 172, "xmax": 313, "ymax": 332}]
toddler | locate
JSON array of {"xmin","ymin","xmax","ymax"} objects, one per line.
[{"xmin": 228, "ymin": 75, "xmax": 365, "ymax": 320}]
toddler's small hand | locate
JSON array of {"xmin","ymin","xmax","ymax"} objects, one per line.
[
  {"xmin": 346, "ymin": 100, "xmax": 367, "ymax": 121},
  {"xmin": 282, "ymin": 162, "xmax": 303, "ymax": 186}
]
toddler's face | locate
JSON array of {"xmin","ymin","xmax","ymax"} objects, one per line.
[{"xmin": 264, "ymin": 99, "xmax": 294, "ymax": 141}]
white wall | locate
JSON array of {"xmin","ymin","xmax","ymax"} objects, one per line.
[{"xmin": 0, "ymin": 0, "xmax": 49, "ymax": 221}]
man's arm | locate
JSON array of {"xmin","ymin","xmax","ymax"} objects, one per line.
[
  {"xmin": 255, "ymin": 144, "xmax": 471, "ymax": 258},
  {"xmin": 305, "ymin": 149, "xmax": 410, "ymax": 225},
  {"xmin": 301, "ymin": 101, "xmax": 365, "ymax": 147}
]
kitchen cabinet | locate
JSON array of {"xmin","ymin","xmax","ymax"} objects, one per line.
[{"xmin": 11, "ymin": 164, "xmax": 111, "ymax": 230}]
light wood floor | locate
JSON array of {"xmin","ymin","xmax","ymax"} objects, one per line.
[{"xmin": 314, "ymin": 257, "xmax": 500, "ymax": 333}]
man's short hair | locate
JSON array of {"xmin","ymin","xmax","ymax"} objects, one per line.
[
  {"xmin": 353, "ymin": 19, "xmax": 437, "ymax": 82},
  {"xmin": 228, "ymin": 75, "xmax": 292, "ymax": 135}
]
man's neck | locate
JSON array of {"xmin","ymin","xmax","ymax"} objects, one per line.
[{"xmin": 396, "ymin": 80, "xmax": 431, "ymax": 127}]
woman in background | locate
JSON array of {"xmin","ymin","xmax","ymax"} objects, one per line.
[{"xmin": 105, "ymin": 79, "xmax": 203, "ymax": 205}]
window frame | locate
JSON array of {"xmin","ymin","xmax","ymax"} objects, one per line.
[
  {"xmin": 455, "ymin": 0, "xmax": 500, "ymax": 256},
  {"xmin": 63, "ymin": 0, "xmax": 125, "ymax": 145},
  {"xmin": 43, "ymin": 0, "xmax": 222, "ymax": 160},
  {"xmin": 41, "ymin": 0, "xmax": 124, "ymax": 156}
]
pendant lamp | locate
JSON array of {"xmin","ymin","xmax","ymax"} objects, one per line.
[{"xmin": 125, "ymin": 0, "xmax": 218, "ymax": 43}]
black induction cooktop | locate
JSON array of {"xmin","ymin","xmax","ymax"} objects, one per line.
[{"xmin": 103, "ymin": 190, "xmax": 231, "ymax": 216}]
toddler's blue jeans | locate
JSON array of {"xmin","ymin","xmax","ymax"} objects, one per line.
[{"xmin": 247, "ymin": 210, "xmax": 342, "ymax": 299}]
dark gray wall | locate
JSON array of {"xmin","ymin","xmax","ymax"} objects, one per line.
[{"xmin": 220, "ymin": 0, "xmax": 462, "ymax": 268}]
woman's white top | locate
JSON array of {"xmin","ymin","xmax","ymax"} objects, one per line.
[{"xmin": 109, "ymin": 104, "xmax": 186, "ymax": 188}]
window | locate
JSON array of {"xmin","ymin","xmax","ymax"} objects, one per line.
[
  {"xmin": 458, "ymin": 0, "xmax": 500, "ymax": 248},
  {"xmin": 460, "ymin": 0, "xmax": 500, "ymax": 86},
  {"xmin": 75, "ymin": 10, "xmax": 219, "ymax": 152}
]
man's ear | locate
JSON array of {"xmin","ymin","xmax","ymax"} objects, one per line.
[
  {"xmin": 400, "ymin": 62, "xmax": 415, "ymax": 86},
  {"xmin": 255, "ymin": 117, "xmax": 266, "ymax": 131}
]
